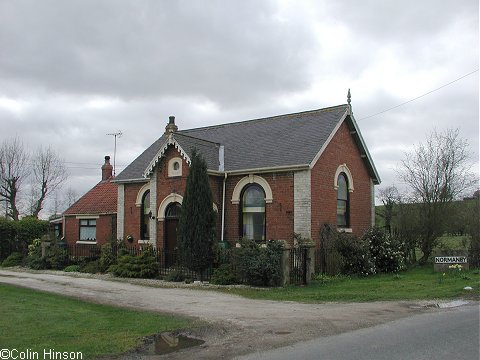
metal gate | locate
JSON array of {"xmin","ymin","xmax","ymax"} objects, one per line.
[{"xmin": 290, "ymin": 247, "xmax": 308, "ymax": 285}]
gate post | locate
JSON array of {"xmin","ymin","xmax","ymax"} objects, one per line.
[
  {"xmin": 280, "ymin": 241, "xmax": 291, "ymax": 286},
  {"xmin": 305, "ymin": 245, "xmax": 316, "ymax": 284}
]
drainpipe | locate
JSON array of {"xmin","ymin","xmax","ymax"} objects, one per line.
[{"xmin": 221, "ymin": 172, "xmax": 227, "ymax": 242}]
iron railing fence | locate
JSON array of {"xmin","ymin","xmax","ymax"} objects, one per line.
[{"xmin": 315, "ymin": 246, "xmax": 344, "ymax": 276}]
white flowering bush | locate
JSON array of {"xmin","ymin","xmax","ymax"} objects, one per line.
[
  {"xmin": 335, "ymin": 233, "xmax": 376, "ymax": 276},
  {"xmin": 363, "ymin": 227, "xmax": 406, "ymax": 273}
]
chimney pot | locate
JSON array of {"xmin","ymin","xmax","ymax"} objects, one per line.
[
  {"xmin": 165, "ymin": 115, "xmax": 178, "ymax": 134},
  {"xmin": 101, "ymin": 155, "xmax": 113, "ymax": 180}
]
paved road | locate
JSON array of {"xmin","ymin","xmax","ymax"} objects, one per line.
[
  {"xmin": 235, "ymin": 305, "xmax": 480, "ymax": 360},
  {"xmin": 0, "ymin": 269, "xmax": 474, "ymax": 360}
]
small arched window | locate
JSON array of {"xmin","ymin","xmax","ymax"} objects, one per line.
[
  {"xmin": 337, "ymin": 173, "xmax": 349, "ymax": 228},
  {"xmin": 168, "ymin": 157, "xmax": 182, "ymax": 177},
  {"xmin": 165, "ymin": 202, "xmax": 182, "ymax": 219},
  {"xmin": 141, "ymin": 190, "xmax": 151, "ymax": 239},
  {"xmin": 241, "ymin": 184, "xmax": 266, "ymax": 241}
]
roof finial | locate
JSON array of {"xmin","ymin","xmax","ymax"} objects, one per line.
[{"xmin": 347, "ymin": 88, "xmax": 351, "ymax": 105}]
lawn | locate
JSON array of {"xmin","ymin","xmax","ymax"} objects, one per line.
[
  {"xmin": 223, "ymin": 265, "xmax": 480, "ymax": 303},
  {"xmin": 0, "ymin": 284, "xmax": 194, "ymax": 359}
]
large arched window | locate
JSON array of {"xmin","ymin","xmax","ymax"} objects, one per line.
[
  {"xmin": 337, "ymin": 173, "xmax": 349, "ymax": 228},
  {"xmin": 141, "ymin": 190, "xmax": 151, "ymax": 239},
  {"xmin": 242, "ymin": 184, "xmax": 266, "ymax": 241}
]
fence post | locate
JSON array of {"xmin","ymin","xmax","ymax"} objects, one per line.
[
  {"xmin": 305, "ymin": 245, "xmax": 316, "ymax": 284},
  {"xmin": 280, "ymin": 240, "xmax": 291, "ymax": 286}
]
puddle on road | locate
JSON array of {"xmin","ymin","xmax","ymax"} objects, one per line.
[{"xmin": 143, "ymin": 333, "xmax": 205, "ymax": 355}]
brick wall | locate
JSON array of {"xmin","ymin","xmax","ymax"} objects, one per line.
[
  {"xmin": 223, "ymin": 172, "xmax": 294, "ymax": 246},
  {"xmin": 311, "ymin": 120, "xmax": 373, "ymax": 243},
  {"xmin": 64, "ymin": 214, "xmax": 116, "ymax": 247},
  {"xmin": 123, "ymin": 182, "xmax": 146, "ymax": 245}
]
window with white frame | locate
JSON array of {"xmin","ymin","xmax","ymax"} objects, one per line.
[
  {"xmin": 336, "ymin": 173, "xmax": 349, "ymax": 228},
  {"xmin": 241, "ymin": 184, "xmax": 266, "ymax": 241},
  {"xmin": 141, "ymin": 190, "xmax": 151, "ymax": 239},
  {"xmin": 168, "ymin": 157, "xmax": 182, "ymax": 177},
  {"xmin": 79, "ymin": 219, "xmax": 96, "ymax": 241}
]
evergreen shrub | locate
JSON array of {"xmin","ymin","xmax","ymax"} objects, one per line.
[
  {"xmin": 109, "ymin": 246, "xmax": 158, "ymax": 278},
  {"xmin": 165, "ymin": 269, "xmax": 185, "ymax": 282},
  {"xmin": 234, "ymin": 238, "xmax": 284, "ymax": 286},
  {"xmin": 210, "ymin": 263, "xmax": 238, "ymax": 285},
  {"xmin": 99, "ymin": 242, "xmax": 117, "ymax": 272},
  {"xmin": 64, "ymin": 264, "xmax": 81, "ymax": 272},
  {"xmin": 1, "ymin": 252, "xmax": 23, "ymax": 267}
]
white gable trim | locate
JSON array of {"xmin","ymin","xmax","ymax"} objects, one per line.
[
  {"xmin": 348, "ymin": 113, "xmax": 381, "ymax": 184},
  {"xmin": 309, "ymin": 109, "xmax": 348, "ymax": 169},
  {"xmin": 143, "ymin": 135, "xmax": 191, "ymax": 178}
]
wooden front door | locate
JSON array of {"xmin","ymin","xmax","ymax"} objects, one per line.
[
  {"xmin": 164, "ymin": 202, "xmax": 182, "ymax": 253},
  {"xmin": 165, "ymin": 218, "xmax": 179, "ymax": 252}
]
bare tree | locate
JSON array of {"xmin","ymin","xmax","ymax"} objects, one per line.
[
  {"xmin": 64, "ymin": 187, "xmax": 78, "ymax": 209},
  {"xmin": 0, "ymin": 138, "xmax": 29, "ymax": 220},
  {"xmin": 400, "ymin": 128, "xmax": 476, "ymax": 264},
  {"xmin": 29, "ymin": 146, "xmax": 68, "ymax": 218},
  {"xmin": 376, "ymin": 185, "xmax": 400, "ymax": 235}
]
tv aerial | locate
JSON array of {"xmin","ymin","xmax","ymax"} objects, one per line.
[{"xmin": 106, "ymin": 130, "xmax": 123, "ymax": 176}]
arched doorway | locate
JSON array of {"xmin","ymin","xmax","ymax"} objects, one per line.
[{"xmin": 164, "ymin": 202, "xmax": 182, "ymax": 253}]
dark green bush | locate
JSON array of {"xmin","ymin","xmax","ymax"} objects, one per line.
[
  {"xmin": 0, "ymin": 218, "xmax": 16, "ymax": 261},
  {"xmin": 165, "ymin": 269, "xmax": 186, "ymax": 282},
  {"xmin": 26, "ymin": 238, "xmax": 69, "ymax": 270},
  {"xmin": 1, "ymin": 252, "xmax": 24, "ymax": 267},
  {"xmin": 64, "ymin": 264, "xmax": 81, "ymax": 272},
  {"xmin": 80, "ymin": 260, "xmax": 101, "ymax": 274},
  {"xmin": 109, "ymin": 247, "xmax": 158, "ymax": 278},
  {"xmin": 210, "ymin": 263, "xmax": 238, "ymax": 285},
  {"xmin": 44, "ymin": 242, "xmax": 69, "ymax": 270},
  {"xmin": 99, "ymin": 242, "xmax": 117, "ymax": 272},
  {"xmin": 335, "ymin": 232, "xmax": 376, "ymax": 276},
  {"xmin": 27, "ymin": 239, "xmax": 47, "ymax": 270},
  {"xmin": 234, "ymin": 238, "xmax": 284, "ymax": 286},
  {"xmin": 0, "ymin": 217, "xmax": 48, "ymax": 260}
]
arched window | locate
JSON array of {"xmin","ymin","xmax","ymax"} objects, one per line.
[
  {"xmin": 141, "ymin": 190, "xmax": 151, "ymax": 239},
  {"xmin": 242, "ymin": 184, "xmax": 265, "ymax": 241},
  {"xmin": 165, "ymin": 202, "xmax": 182, "ymax": 219},
  {"xmin": 337, "ymin": 173, "xmax": 349, "ymax": 228}
]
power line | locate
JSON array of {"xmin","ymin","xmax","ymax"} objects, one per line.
[{"xmin": 357, "ymin": 69, "xmax": 479, "ymax": 121}]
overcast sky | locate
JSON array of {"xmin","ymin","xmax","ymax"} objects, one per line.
[{"xmin": 0, "ymin": 0, "xmax": 478, "ymax": 217}]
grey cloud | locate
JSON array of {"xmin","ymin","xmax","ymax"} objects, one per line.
[{"xmin": 0, "ymin": 0, "xmax": 315, "ymax": 106}]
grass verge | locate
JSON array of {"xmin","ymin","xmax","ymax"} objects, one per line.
[
  {"xmin": 221, "ymin": 266, "xmax": 480, "ymax": 303},
  {"xmin": 0, "ymin": 284, "xmax": 194, "ymax": 359}
]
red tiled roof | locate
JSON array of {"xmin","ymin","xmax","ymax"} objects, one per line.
[{"xmin": 64, "ymin": 180, "xmax": 117, "ymax": 215}]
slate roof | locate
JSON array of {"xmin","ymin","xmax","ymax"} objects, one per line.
[
  {"xmin": 115, "ymin": 104, "xmax": 380, "ymax": 183},
  {"xmin": 64, "ymin": 179, "xmax": 117, "ymax": 215}
]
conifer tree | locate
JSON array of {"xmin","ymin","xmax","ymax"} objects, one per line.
[{"xmin": 178, "ymin": 149, "xmax": 216, "ymax": 279}]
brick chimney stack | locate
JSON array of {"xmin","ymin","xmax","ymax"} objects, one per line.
[
  {"xmin": 102, "ymin": 156, "xmax": 113, "ymax": 180},
  {"xmin": 165, "ymin": 115, "xmax": 178, "ymax": 134}
]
